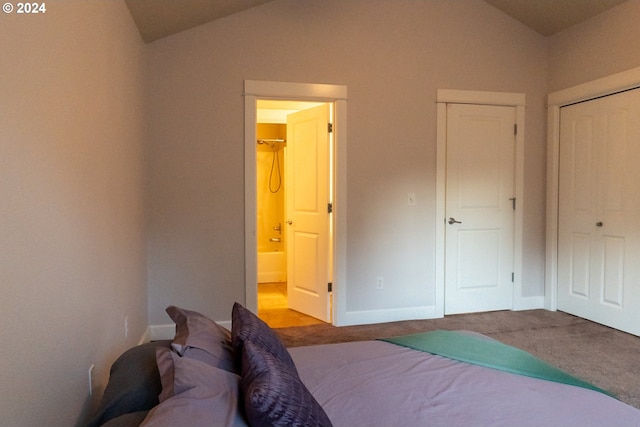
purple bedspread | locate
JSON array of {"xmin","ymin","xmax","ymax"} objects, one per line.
[{"xmin": 289, "ymin": 340, "xmax": 640, "ymax": 427}]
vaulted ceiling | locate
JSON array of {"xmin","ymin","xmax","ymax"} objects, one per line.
[
  {"xmin": 124, "ymin": 0, "xmax": 276, "ymax": 43},
  {"xmin": 125, "ymin": 0, "xmax": 629, "ymax": 43},
  {"xmin": 483, "ymin": 0, "xmax": 629, "ymax": 36}
]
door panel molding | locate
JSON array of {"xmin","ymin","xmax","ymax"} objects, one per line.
[{"xmin": 436, "ymin": 89, "xmax": 526, "ymax": 317}]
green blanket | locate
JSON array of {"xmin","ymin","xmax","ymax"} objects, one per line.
[{"xmin": 380, "ymin": 330, "xmax": 613, "ymax": 397}]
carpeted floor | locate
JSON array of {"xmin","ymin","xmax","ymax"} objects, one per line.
[{"xmin": 275, "ymin": 309, "xmax": 640, "ymax": 409}]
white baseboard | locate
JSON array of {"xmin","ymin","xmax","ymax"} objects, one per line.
[
  {"xmin": 149, "ymin": 324, "xmax": 175, "ymax": 341},
  {"xmin": 335, "ymin": 305, "xmax": 441, "ymax": 327},
  {"xmin": 513, "ymin": 296, "xmax": 545, "ymax": 311},
  {"xmin": 149, "ymin": 320, "xmax": 232, "ymax": 341},
  {"xmin": 218, "ymin": 320, "xmax": 231, "ymax": 331},
  {"xmin": 138, "ymin": 328, "xmax": 151, "ymax": 345},
  {"xmin": 334, "ymin": 299, "xmax": 545, "ymax": 327},
  {"xmin": 257, "ymin": 272, "xmax": 286, "ymax": 283}
]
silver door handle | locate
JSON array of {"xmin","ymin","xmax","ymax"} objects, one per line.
[{"xmin": 448, "ymin": 217, "xmax": 462, "ymax": 225}]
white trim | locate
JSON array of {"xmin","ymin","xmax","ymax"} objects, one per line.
[
  {"xmin": 436, "ymin": 89, "xmax": 526, "ymax": 314},
  {"xmin": 513, "ymin": 104, "xmax": 526, "ymax": 310},
  {"xmin": 218, "ymin": 320, "xmax": 232, "ymax": 331},
  {"xmin": 149, "ymin": 324, "xmax": 175, "ymax": 341},
  {"xmin": 245, "ymin": 80, "xmax": 347, "ymax": 101},
  {"xmin": 513, "ymin": 296, "xmax": 545, "ymax": 311},
  {"xmin": 332, "ymin": 100, "xmax": 348, "ymax": 326},
  {"xmin": 545, "ymin": 66, "xmax": 640, "ymax": 311},
  {"xmin": 338, "ymin": 305, "xmax": 439, "ymax": 327},
  {"xmin": 545, "ymin": 106, "xmax": 561, "ymax": 311},
  {"xmin": 244, "ymin": 94, "xmax": 258, "ymax": 312},
  {"xmin": 547, "ymin": 66, "xmax": 640, "ymax": 107},
  {"xmin": 244, "ymin": 80, "xmax": 348, "ymax": 326},
  {"xmin": 137, "ymin": 328, "xmax": 151, "ymax": 345},
  {"xmin": 434, "ymin": 102, "xmax": 447, "ymax": 318},
  {"xmin": 438, "ymin": 89, "xmax": 526, "ymax": 107}
]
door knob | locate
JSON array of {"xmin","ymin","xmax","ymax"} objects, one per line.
[
  {"xmin": 286, "ymin": 219, "xmax": 293, "ymax": 225},
  {"xmin": 448, "ymin": 217, "xmax": 462, "ymax": 225},
  {"xmin": 596, "ymin": 221, "xmax": 603, "ymax": 227}
]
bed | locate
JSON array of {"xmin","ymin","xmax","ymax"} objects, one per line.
[{"xmin": 86, "ymin": 304, "xmax": 640, "ymax": 427}]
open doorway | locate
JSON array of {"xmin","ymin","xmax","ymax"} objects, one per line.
[
  {"xmin": 243, "ymin": 80, "xmax": 348, "ymax": 327},
  {"xmin": 256, "ymin": 100, "xmax": 331, "ymax": 328}
]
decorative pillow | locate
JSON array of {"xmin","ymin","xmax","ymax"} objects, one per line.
[
  {"xmin": 85, "ymin": 341, "xmax": 171, "ymax": 427},
  {"xmin": 166, "ymin": 305, "xmax": 236, "ymax": 373},
  {"xmin": 241, "ymin": 341, "xmax": 333, "ymax": 427},
  {"xmin": 140, "ymin": 348, "xmax": 247, "ymax": 427},
  {"xmin": 231, "ymin": 302, "xmax": 295, "ymax": 370}
]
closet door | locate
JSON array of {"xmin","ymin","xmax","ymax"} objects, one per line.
[{"xmin": 558, "ymin": 89, "xmax": 640, "ymax": 336}]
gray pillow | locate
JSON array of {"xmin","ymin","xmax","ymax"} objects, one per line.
[
  {"xmin": 241, "ymin": 341, "xmax": 333, "ymax": 427},
  {"xmin": 140, "ymin": 347, "xmax": 247, "ymax": 427},
  {"xmin": 166, "ymin": 305, "xmax": 236, "ymax": 373},
  {"xmin": 231, "ymin": 302, "xmax": 295, "ymax": 370}
]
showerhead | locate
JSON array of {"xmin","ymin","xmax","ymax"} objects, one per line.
[
  {"xmin": 257, "ymin": 139, "xmax": 285, "ymax": 148},
  {"xmin": 257, "ymin": 139, "xmax": 276, "ymax": 148}
]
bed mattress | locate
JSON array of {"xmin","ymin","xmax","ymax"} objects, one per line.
[{"xmin": 290, "ymin": 340, "xmax": 640, "ymax": 427}]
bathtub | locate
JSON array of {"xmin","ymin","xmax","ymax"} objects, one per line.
[{"xmin": 257, "ymin": 251, "xmax": 286, "ymax": 283}]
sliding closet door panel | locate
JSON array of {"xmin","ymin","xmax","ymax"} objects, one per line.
[
  {"xmin": 559, "ymin": 101, "xmax": 598, "ymax": 313},
  {"xmin": 598, "ymin": 90, "xmax": 640, "ymax": 330},
  {"xmin": 558, "ymin": 88, "xmax": 640, "ymax": 337},
  {"xmin": 599, "ymin": 101, "xmax": 629, "ymax": 313}
]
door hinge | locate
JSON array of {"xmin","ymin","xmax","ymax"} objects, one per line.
[
  {"xmin": 328, "ymin": 282, "xmax": 333, "ymax": 292},
  {"xmin": 511, "ymin": 272, "xmax": 515, "ymax": 282},
  {"xmin": 514, "ymin": 124, "xmax": 517, "ymax": 135},
  {"xmin": 509, "ymin": 197, "xmax": 516, "ymax": 210},
  {"xmin": 328, "ymin": 123, "xmax": 333, "ymax": 133},
  {"xmin": 328, "ymin": 202, "xmax": 333, "ymax": 213}
]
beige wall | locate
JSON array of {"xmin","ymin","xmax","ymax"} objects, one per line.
[
  {"xmin": 145, "ymin": 0, "xmax": 549, "ymax": 323},
  {"xmin": 548, "ymin": 0, "xmax": 640, "ymax": 92},
  {"xmin": 0, "ymin": 2, "xmax": 147, "ymax": 426}
]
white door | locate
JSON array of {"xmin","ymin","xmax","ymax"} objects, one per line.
[
  {"xmin": 445, "ymin": 104, "xmax": 516, "ymax": 314},
  {"xmin": 558, "ymin": 89, "xmax": 640, "ymax": 336},
  {"xmin": 285, "ymin": 104, "xmax": 331, "ymax": 322}
]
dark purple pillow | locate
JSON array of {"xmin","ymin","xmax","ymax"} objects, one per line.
[
  {"xmin": 231, "ymin": 302, "xmax": 295, "ymax": 370},
  {"xmin": 241, "ymin": 341, "xmax": 332, "ymax": 427}
]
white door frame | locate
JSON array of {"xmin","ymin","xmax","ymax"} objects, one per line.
[
  {"xmin": 243, "ymin": 80, "xmax": 348, "ymax": 325},
  {"xmin": 545, "ymin": 66, "xmax": 640, "ymax": 311},
  {"xmin": 436, "ymin": 89, "xmax": 526, "ymax": 317}
]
